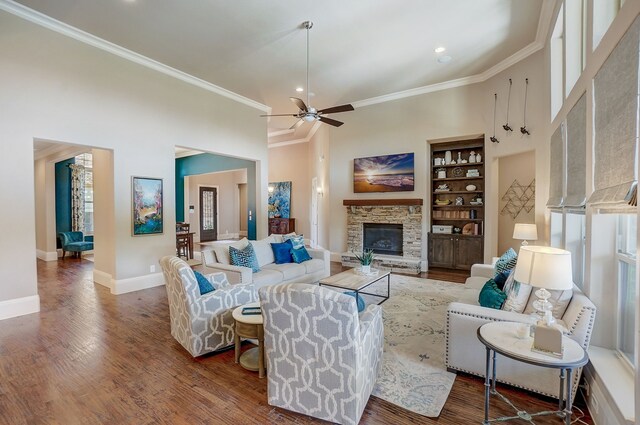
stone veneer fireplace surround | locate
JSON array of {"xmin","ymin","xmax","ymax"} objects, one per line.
[{"xmin": 342, "ymin": 199, "xmax": 423, "ymax": 274}]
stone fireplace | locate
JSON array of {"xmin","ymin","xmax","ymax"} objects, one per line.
[{"xmin": 342, "ymin": 199, "xmax": 423, "ymax": 274}]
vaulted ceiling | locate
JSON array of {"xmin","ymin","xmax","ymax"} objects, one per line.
[{"xmin": 10, "ymin": 0, "xmax": 551, "ymax": 143}]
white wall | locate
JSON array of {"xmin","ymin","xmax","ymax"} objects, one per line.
[
  {"xmin": 268, "ymin": 142, "xmax": 310, "ymax": 236},
  {"xmin": 1, "ymin": 10, "xmax": 267, "ymax": 312},
  {"xmin": 185, "ymin": 169, "xmax": 247, "ymax": 241},
  {"xmin": 497, "ymin": 150, "xmax": 536, "ymax": 254}
]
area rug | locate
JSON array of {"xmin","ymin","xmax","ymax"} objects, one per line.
[{"xmin": 368, "ymin": 274, "xmax": 477, "ymax": 417}]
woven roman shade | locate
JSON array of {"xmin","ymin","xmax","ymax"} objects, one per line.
[
  {"xmin": 564, "ymin": 94, "xmax": 587, "ymax": 208},
  {"xmin": 546, "ymin": 123, "xmax": 564, "ymax": 208},
  {"xmin": 588, "ymin": 16, "xmax": 639, "ymax": 210}
]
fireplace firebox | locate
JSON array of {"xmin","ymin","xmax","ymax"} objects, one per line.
[{"xmin": 363, "ymin": 223, "xmax": 403, "ymax": 256}]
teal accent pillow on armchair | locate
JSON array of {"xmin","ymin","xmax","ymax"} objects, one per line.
[{"xmin": 479, "ymin": 279, "xmax": 507, "ymax": 309}]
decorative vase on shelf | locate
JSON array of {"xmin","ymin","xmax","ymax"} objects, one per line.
[
  {"xmin": 476, "ymin": 153, "xmax": 482, "ymax": 162},
  {"xmin": 469, "ymin": 151, "xmax": 476, "ymax": 163},
  {"xmin": 457, "ymin": 152, "xmax": 462, "ymax": 163},
  {"xmin": 445, "ymin": 150, "xmax": 452, "ymax": 165}
]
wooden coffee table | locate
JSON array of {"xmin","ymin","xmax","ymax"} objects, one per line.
[
  {"xmin": 319, "ymin": 268, "xmax": 391, "ymax": 305},
  {"xmin": 232, "ymin": 302, "xmax": 265, "ymax": 378}
]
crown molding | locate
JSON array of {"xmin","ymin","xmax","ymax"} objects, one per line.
[
  {"xmin": 267, "ymin": 128, "xmax": 295, "ymax": 138},
  {"xmin": 0, "ymin": 0, "xmax": 269, "ymax": 113},
  {"xmin": 352, "ymin": 0, "xmax": 555, "ymax": 109},
  {"xmin": 268, "ymin": 121, "xmax": 321, "ymax": 148}
]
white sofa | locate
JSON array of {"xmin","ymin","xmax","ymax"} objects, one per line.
[
  {"xmin": 446, "ymin": 260, "xmax": 597, "ymax": 398},
  {"xmin": 201, "ymin": 235, "xmax": 330, "ymax": 290}
]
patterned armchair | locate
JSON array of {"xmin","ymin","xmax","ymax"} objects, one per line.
[
  {"xmin": 258, "ymin": 283, "xmax": 384, "ymax": 425},
  {"xmin": 160, "ymin": 256, "xmax": 256, "ymax": 357}
]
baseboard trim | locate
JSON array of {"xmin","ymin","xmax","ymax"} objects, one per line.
[
  {"xmin": 330, "ymin": 251, "xmax": 342, "ymax": 263},
  {"xmin": 111, "ymin": 272, "xmax": 164, "ymax": 295},
  {"xmin": 93, "ymin": 269, "xmax": 114, "ymax": 290},
  {"xmin": 0, "ymin": 295, "xmax": 40, "ymax": 320},
  {"xmin": 36, "ymin": 249, "xmax": 58, "ymax": 261}
]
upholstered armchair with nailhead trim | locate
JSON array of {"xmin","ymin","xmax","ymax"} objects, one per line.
[
  {"xmin": 445, "ymin": 265, "xmax": 596, "ymax": 398},
  {"xmin": 160, "ymin": 256, "xmax": 256, "ymax": 357}
]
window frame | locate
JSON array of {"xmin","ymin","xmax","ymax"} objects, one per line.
[{"xmin": 615, "ymin": 214, "xmax": 637, "ymax": 370}]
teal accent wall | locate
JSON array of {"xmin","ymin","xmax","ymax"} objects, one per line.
[
  {"xmin": 55, "ymin": 158, "xmax": 75, "ymax": 248},
  {"xmin": 175, "ymin": 154, "xmax": 256, "ymax": 240}
]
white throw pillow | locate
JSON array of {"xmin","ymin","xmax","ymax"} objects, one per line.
[
  {"xmin": 269, "ymin": 234, "xmax": 284, "ymax": 243},
  {"xmin": 501, "ymin": 271, "xmax": 533, "ymax": 313},
  {"xmin": 523, "ymin": 288, "xmax": 573, "ymax": 319},
  {"xmin": 213, "ymin": 238, "xmax": 249, "ymax": 265},
  {"xmin": 250, "ymin": 237, "xmax": 276, "ymax": 267}
]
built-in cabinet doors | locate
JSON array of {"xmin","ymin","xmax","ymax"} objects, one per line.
[{"xmin": 428, "ymin": 233, "xmax": 483, "ymax": 270}]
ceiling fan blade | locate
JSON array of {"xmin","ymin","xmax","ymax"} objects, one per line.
[
  {"xmin": 260, "ymin": 114, "xmax": 298, "ymax": 117},
  {"xmin": 290, "ymin": 97, "xmax": 308, "ymax": 112},
  {"xmin": 318, "ymin": 116, "xmax": 344, "ymax": 127},
  {"xmin": 318, "ymin": 104, "xmax": 354, "ymax": 114},
  {"xmin": 289, "ymin": 119, "xmax": 304, "ymax": 130}
]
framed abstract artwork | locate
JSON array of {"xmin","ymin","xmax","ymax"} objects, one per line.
[
  {"xmin": 268, "ymin": 181, "xmax": 292, "ymax": 218},
  {"xmin": 132, "ymin": 176, "xmax": 163, "ymax": 236},
  {"xmin": 353, "ymin": 153, "xmax": 415, "ymax": 193}
]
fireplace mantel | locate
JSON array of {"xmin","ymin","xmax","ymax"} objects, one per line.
[{"xmin": 342, "ymin": 199, "xmax": 423, "ymax": 206}]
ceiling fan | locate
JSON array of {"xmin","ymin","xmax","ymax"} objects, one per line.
[{"xmin": 261, "ymin": 21, "xmax": 354, "ymax": 129}]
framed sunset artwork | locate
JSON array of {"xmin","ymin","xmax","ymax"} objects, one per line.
[{"xmin": 353, "ymin": 153, "xmax": 415, "ymax": 193}]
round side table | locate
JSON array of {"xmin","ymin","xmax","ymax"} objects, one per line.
[
  {"xmin": 232, "ymin": 302, "xmax": 265, "ymax": 378},
  {"xmin": 477, "ymin": 321, "xmax": 588, "ymax": 425}
]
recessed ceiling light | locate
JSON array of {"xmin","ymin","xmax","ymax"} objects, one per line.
[
  {"xmin": 437, "ymin": 55, "xmax": 452, "ymax": 64},
  {"xmin": 435, "ymin": 47, "xmax": 446, "ymax": 53},
  {"xmin": 296, "ymin": 87, "xmax": 304, "ymax": 92}
]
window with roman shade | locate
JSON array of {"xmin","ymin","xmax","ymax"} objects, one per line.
[
  {"xmin": 588, "ymin": 15, "xmax": 639, "ymax": 210},
  {"xmin": 564, "ymin": 93, "xmax": 587, "ymax": 208},
  {"xmin": 547, "ymin": 123, "xmax": 565, "ymax": 209}
]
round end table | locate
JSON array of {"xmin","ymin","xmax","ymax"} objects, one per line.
[
  {"xmin": 477, "ymin": 321, "xmax": 588, "ymax": 425},
  {"xmin": 232, "ymin": 301, "xmax": 265, "ymax": 378}
]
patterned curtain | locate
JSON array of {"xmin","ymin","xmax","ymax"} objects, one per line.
[{"xmin": 69, "ymin": 164, "xmax": 85, "ymax": 232}]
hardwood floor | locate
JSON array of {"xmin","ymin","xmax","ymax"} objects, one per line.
[{"xmin": 0, "ymin": 259, "xmax": 592, "ymax": 424}]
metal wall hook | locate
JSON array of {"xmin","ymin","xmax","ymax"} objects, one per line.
[
  {"xmin": 521, "ymin": 78, "xmax": 531, "ymax": 136},
  {"xmin": 491, "ymin": 93, "xmax": 500, "ymax": 143},
  {"xmin": 503, "ymin": 78, "xmax": 513, "ymax": 132}
]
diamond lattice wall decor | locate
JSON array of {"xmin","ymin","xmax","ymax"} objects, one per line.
[{"xmin": 500, "ymin": 179, "xmax": 535, "ymax": 219}]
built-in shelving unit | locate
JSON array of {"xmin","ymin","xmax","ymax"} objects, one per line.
[{"xmin": 428, "ymin": 137, "xmax": 485, "ymax": 271}]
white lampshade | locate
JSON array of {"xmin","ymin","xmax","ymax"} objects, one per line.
[
  {"xmin": 514, "ymin": 246, "xmax": 574, "ymax": 290},
  {"xmin": 513, "ymin": 223, "xmax": 538, "ymax": 241}
]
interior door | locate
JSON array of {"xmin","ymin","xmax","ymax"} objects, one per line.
[{"xmin": 199, "ymin": 187, "xmax": 217, "ymax": 242}]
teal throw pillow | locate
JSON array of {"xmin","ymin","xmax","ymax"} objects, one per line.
[
  {"xmin": 344, "ymin": 291, "xmax": 366, "ymax": 312},
  {"xmin": 229, "ymin": 243, "xmax": 260, "ymax": 273},
  {"xmin": 271, "ymin": 240, "xmax": 293, "ymax": 264},
  {"xmin": 291, "ymin": 246, "xmax": 312, "ymax": 263},
  {"xmin": 495, "ymin": 248, "xmax": 518, "ymax": 276},
  {"xmin": 193, "ymin": 271, "xmax": 215, "ymax": 295},
  {"xmin": 478, "ymin": 279, "xmax": 507, "ymax": 309},
  {"xmin": 283, "ymin": 234, "xmax": 305, "ymax": 250}
]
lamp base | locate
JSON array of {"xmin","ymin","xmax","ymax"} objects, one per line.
[{"xmin": 532, "ymin": 288, "xmax": 555, "ymax": 326}]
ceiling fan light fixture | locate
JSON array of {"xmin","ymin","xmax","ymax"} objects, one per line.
[{"xmin": 303, "ymin": 114, "xmax": 316, "ymax": 122}]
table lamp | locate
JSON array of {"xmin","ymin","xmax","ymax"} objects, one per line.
[
  {"xmin": 513, "ymin": 246, "xmax": 573, "ymax": 326},
  {"xmin": 512, "ymin": 223, "xmax": 538, "ymax": 246}
]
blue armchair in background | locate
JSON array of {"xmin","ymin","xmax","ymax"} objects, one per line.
[{"xmin": 58, "ymin": 231, "xmax": 94, "ymax": 259}]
